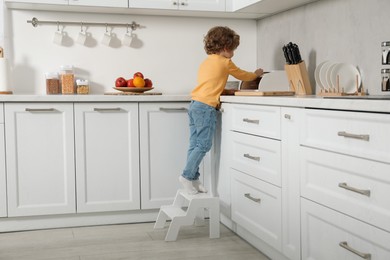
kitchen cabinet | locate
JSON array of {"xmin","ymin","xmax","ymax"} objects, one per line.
[
  {"xmin": 4, "ymin": 0, "xmax": 68, "ymax": 5},
  {"xmin": 5, "ymin": 103, "xmax": 76, "ymax": 217},
  {"xmin": 130, "ymin": 0, "xmax": 226, "ymax": 12},
  {"xmin": 229, "ymin": 0, "xmax": 318, "ymax": 14},
  {"xmin": 4, "ymin": 0, "xmax": 128, "ymax": 8},
  {"xmin": 74, "ymin": 103, "xmax": 140, "ymax": 213},
  {"xmin": 300, "ymin": 108, "xmax": 390, "ymax": 259},
  {"xmin": 0, "ymin": 103, "xmax": 6, "ymax": 218},
  {"xmin": 139, "ymin": 102, "xmax": 190, "ymax": 209}
]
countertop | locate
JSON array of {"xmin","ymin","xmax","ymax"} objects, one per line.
[{"xmin": 1, "ymin": 94, "xmax": 390, "ymax": 113}]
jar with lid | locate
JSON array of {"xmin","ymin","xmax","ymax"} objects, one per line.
[
  {"xmin": 382, "ymin": 69, "xmax": 390, "ymax": 91},
  {"xmin": 60, "ymin": 65, "xmax": 75, "ymax": 94},
  {"xmin": 45, "ymin": 72, "xmax": 60, "ymax": 94},
  {"xmin": 76, "ymin": 79, "xmax": 89, "ymax": 94},
  {"xmin": 382, "ymin": 42, "xmax": 390, "ymax": 64}
]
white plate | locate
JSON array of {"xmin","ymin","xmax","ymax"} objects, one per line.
[
  {"xmin": 319, "ymin": 61, "xmax": 335, "ymax": 90},
  {"xmin": 326, "ymin": 62, "xmax": 339, "ymax": 89},
  {"xmin": 314, "ymin": 61, "xmax": 328, "ymax": 90},
  {"xmin": 329, "ymin": 63, "xmax": 361, "ymax": 93}
]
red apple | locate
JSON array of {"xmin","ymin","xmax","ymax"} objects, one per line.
[
  {"xmin": 133, "ymin": 72, "xmax": 144, "ymax": 79},
  {"xmin": 144, "ymin": 78, "xmax": 153, "ymax": 88},
  {"xmin": 115, "ymin": 77, "xmax": 127, "ymax": 87},
  {"xmin": 127, "ymin": 78, "xmax": 135, "ymax": 87}
]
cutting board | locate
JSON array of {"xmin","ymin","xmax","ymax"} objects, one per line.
[
  {"xmin": 235, "ymin": 90, "xmax": 295, "ymax": 96},
  {"xmin": 105, "ymin": 92, "xmax": 162, "ymax": 95}
]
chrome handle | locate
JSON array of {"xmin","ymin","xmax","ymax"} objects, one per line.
[
  {"xmin": 244, "ymin": 153, "xmax": 260, "ymax": 161},
  {"xmin": 25, "ymin": 108, "xmax": 56, "ymax": 112},
  {"xmin": 337, "ymin": 131, "xmax": 370, "ymax": 141},
  {"xmin": 180, "ymin": 1, "xmax": 186, "ymax": 5},
  {"xmin": 93, "ymin": 108, "xmax": 121, "ymax": 112},
  {"xmin": 339, "ymin": 241, "xmax": 371, "ymax": 259},
  {"xmin": 242, "ymin": 118, "xmax": 259, "ymax": 124},
  {"xmin": 159, "ymin": 107, "xmax": 188, "ymax": 112},
  {"xmin": 244, "ymin": 193, "xmax": 261, "ymax": 203},
  {"xmin": 172, "ymin": 1, "xmax": 178, "ymax": 5},
  {"xmin": 284, "ymin": 114, "xmax": 291, "ymax": 120},
  {"xmin": 338, "ymin": 182, "xmax": 371, "ymax": 197}
]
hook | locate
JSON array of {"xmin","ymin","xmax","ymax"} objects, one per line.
[
  {"xmin": 105, "ymin": 23, "xmax": 108, "ymax": 33},
  {"xmin": 56, "ymin": 21, "xmax": 60, "ymax": 31},
  {"xmin": 80, "ymin": 22, "xmax": 83, "ymax": 32}
]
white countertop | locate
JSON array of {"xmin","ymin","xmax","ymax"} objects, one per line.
[{"xmin": 1, "ymin": 94, "xmax": 390, "ymax": 113}]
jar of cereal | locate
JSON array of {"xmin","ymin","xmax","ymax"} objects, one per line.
[
  {"xmin": 45, "ymin": 72, "xmax": 60, "ymax": 94},
  {"xmin": 76, "ymin": 79, "xmax": 89, "ymax": 94},
  {"xmin": 60, "ymin": 65, "xmax": 75, "ymax": 94}
]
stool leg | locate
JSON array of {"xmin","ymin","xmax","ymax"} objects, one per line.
[
  {"xmin": 208, "ymin": 200, "xmax": 220, "ymax": 239},
  {"xmin": 165, "ymin": 219, "xmax": 182, "ymax": 241},
  {"xmin": 154, "ymin": 210, "xmax": 168, "ymax": 229}
]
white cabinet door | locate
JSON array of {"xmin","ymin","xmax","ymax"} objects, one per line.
[
  {"xmin": 4, "ymin": 0, "xmax": 68, "ymax": 4},
  {"xmin": 5, "ymin": 103, "xmax": 76, "ymax": 217},
  {"xmin": 139, "ymin": 102, "xmax": 190, "ymax": 209},
  {"xmin": 74, "ymin": 103, "xmax": 140, "ymax": 213},
  {"xmin": 69, "ymin": 0, "xmax": 128, "ymax": 8},
  {"xmin": 131, "ymin": 0, "xmax": 225, "ymax": 11},
  {"xmin": 0, "ymin": 108, "xmax": 6, "ymax": 217}
]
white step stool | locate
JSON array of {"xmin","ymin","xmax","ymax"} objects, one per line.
[{"xmin": 154, "ymin": 189, "xmax": 220, "ymax": 241}]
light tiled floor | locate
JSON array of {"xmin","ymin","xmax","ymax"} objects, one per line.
[{"xmin": 0, "ymin": 221, "xmax": 270, "ymax": 260}]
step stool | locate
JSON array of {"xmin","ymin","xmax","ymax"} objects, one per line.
[{"xmin": 154, "ymin": 189, "xmax": 220, "ymax": 241}]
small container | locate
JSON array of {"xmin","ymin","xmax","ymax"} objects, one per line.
[
  {"xmin": 76, "ymin": 79, "xmax": 89, "ymax": 94},
  {"xmin": 60, "ymin": 65, "xmax": 75, "ymax": 94},
  {"xmin": 45, "ymin": 72, "xmax": 60, "ymax": 94},
  {"xmin": 382, "ymin": 42, "xmax": 390, "ymax": 64},
  {"xmin": 381, "ymin": 69, "xmax": 390, "ymax": 91}
]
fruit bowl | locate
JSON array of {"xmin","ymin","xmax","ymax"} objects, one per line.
[{"xmin": 113, "ymin": 87, "xmax": 154, "ymax": 93}]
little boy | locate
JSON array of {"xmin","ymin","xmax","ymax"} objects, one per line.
[{"xmin": 180, "ymin": 26, "xmax": 264, "ymax": 194}]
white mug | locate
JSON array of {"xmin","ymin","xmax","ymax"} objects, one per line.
[
  {"xmin": 76, "ymin": 31, "xmax": 87, "ymax": 45},
  {"xmin": 122, "ymin": 32, "xmax": 133, "ymax": 47},
  {"xmin": 101, "ymin": 32, "xmax": 112, "ymax": 46},
  {"xmin": 53, "ymin": 31, "xmax": 64, "ymax": 45}
]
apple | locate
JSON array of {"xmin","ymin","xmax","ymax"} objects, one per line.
[
  {"xmin": 127, "ymin": 79, "xmax": 135, "ymax": 87},
  {"xmin": 133, "ymin": 72, "xmax": 144, "ymax": 79},
  {"xmin": 115, "ymin": 77, "xmax": 127, "ymax": 88},
  {"xmin": 144, "ymin": 78, "xmax": 153, "ymax": 88}
]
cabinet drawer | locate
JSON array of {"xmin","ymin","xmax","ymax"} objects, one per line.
[
  {"xmin": 0, "ymin": 103, "xmax": 3, "ymax": 123},
  {"xmin": 231, "ymin": 169, "xmax": 282, "ymax": 251},
  {"xmin": 231, "ymin": 131, "xmax": 281, "ymax": 186},
  {"xmin": 301, "ymin": 147, "xmax": 390, "ymax": 232},
  {"xmin": 301, "ymin": 199, "xmax": 390, "ymax": 260},
  {"xmin": 231, "ymin": 104, "xmax": 281, "ymax": 139},
  {"xmin": 302, "ymin": 109, "xmax": 390, "ymax": 163}
]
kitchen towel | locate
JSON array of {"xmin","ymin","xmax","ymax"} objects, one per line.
[{"xmin": 0, "ymin": 57, "xmax": 9, "ymax": 92}]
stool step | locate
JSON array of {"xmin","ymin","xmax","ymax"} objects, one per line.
[
  {"xmin": 161, "ymin": 205, "xmax": 186, "ymax": 219},
  {"xmin": 177, "ymin": 189, "xmax": 213, "ymax": 201}
]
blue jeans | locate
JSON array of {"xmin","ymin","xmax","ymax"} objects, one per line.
[{"xmin": 182, "ymin": 100, "xmax": 217, "ymax": 181}]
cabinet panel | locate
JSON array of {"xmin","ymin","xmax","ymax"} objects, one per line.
[
  {"xmin": 231, "ymin": 169, "xmax": 282, "ymax": 251},
  {"xmin": 5, "ymin": 0, "xmax": 68, "ymax": 4},
  {"xmin": 69, "ymin": 0, "xmax": 128, "ymax": 8},
  {"xmin": 301, "ymin": 146, "xmax": 390, "ymax": 232},
  {"xmin": 130, "ymin": 0, "xmax": 225, "ymax": 11},
  {"xmin": 302, "ymin": 109, "xmax": 390, "ymax": 163},
  {"xmin": 74, "ymin": 103, "xmax": 140, "ymax": 213},
  {"xmin": 5, "ymin": 103, "xmax": 76, "ymax": 217},
  {"xmin": 0, "ymin": 123, "xmax": 6, "ymax": 217},
  {"xmin": 139, "ymin": 102, "xmax": 190, "ymax": 209},
  {"xmin": 301, "ymin": 199, "xmax": 390, "ymax": 260}
]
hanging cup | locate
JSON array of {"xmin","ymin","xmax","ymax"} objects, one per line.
[
  {"xmin": 53, "ymin": 22, "xmax": 64, "ymax": 45},
  {"xmin": 76, "ymin": 22, "xmax": 87, "ymax": 45}
]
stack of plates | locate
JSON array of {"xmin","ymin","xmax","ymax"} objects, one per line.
[{"xmin": 314, "ymin": 61, "xmax": 361, "ymax": 94}]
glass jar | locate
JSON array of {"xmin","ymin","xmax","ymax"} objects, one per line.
[
  {"xmin": 60, "ymin": 65, "xmax": 75, "ymax": 94},
  {"xmin": 76, "ymin": 79, "xmax": 89, "ymax": 94},
  {"xmin": 45, "ymin": 72, "xmax": 60, "ymax": 94},
  {"xmin": 381, "ymin": 69, "xmax": 390, "ymax": 91},
  {"xmin": 382, "ymin": 42, "xmax": 390, "ymax": 64}
]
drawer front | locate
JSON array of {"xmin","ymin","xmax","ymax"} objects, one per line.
[
  {"xmin": 0, "ymin": 103, "xmax": 3, "ymax": 123},
  {"xmin": 231, "ymin": 104, "xmax": 281, "ymax": 139},
  {"xmin": 231, "ymin": 169, "xmax": 282, "ymax": 251},
  {"xmin": 302, "ymin": 109, "xmax": 390, "ymax": 163},
  {"xmin": 231, "ymin": 131, "xmax": 281, "ymax": 186},
  {"xmin": 301, "ymin": 147, "xmax": 390, "ymax": 232},
  {"xmin": 301, "ymin": 199, "xmax": 390, "ymax": 260}
]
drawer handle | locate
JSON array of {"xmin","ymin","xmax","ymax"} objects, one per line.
[
  {"xmin": 159, "ymin": 107, "xmax": 188, "ymax": 112},
  {"xmin": 242, "ymin": 118, "xmax": 259, "ymax": 124},
  {"xmin": 93, "ymin": 108, "xmax": 121, "ymax": 112},
  {"xmin": 337, "ymin": 131, "xmax": 370, "ymax": 141},
  {"xmin": 243, "ymin": 153, "xmax": 260, "ymax": 161},
  {"xmin": 244, "ymin": 193, "xmax": 261, "ymax": 203},
  {"xmin": 284, "ymin": 114, "xmax": 291, "ymax": 120},
  {"xmin": 339, "ymin": 241, "xmax": 371, "ymax": 259},
  {"xmin": 25, "ymin": 108, "xmax": 56, "ymax": 112},
  {"xmin": 338, "ymin": 182, "xmax": 371, "ymax": 197}
]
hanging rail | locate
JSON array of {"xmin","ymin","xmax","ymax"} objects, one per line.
[{"xmin": 27, "ymin": 17, "xmax": 141, "ymax": 30}]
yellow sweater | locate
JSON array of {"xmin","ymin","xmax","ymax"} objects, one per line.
[{"xmin": 191, "ymin": 54, "xmax": 258, "ymax": 107}]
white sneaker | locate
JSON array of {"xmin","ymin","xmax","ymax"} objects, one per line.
[
  {"xmin": 179, "ymin": 176, "xmax": 198, "ymax": 195},
  {"xmin": 193, "ymin": 179, "xmax": 208, "ymax": 193}
]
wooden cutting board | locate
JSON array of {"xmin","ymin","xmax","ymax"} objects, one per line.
[{"xmin": 235, "ymin": 90, "xmax": 295, "ymax": 96}]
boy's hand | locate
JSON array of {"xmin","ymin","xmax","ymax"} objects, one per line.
[{"xmin": 254, "ymin": 68, "xmax": 264, "ymax": 77}]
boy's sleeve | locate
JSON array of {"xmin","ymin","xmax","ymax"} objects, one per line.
[{"xmin": 228, "ymin": 60, "xmax": 258, "ymax": 81}]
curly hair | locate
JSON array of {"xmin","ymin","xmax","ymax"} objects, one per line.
[{"xmin": 203, "ymin": 26, "xmax": 240, "ymax": 55}]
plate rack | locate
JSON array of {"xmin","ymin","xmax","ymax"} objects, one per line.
[{"xmin": 317, "ymin": 75, "xmax": 367, "ymax": 96}]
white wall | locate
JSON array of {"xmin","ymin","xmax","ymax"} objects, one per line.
[
  {"xmin": 257, "ymin": 0, "xmax": 390, "ymax": 95},
  {"xmin": 3, "ymin": 6, "xmax": 257, "ymax": 94}
]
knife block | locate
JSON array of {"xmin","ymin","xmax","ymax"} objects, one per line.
[{"xmin": 284, "ymin": 61, "xmax": 312, "ymax": 95}]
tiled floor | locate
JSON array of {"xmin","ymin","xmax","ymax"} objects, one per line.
[{"xmin": 0, "ymin": 221, "xmax": 270, "ymax": 260}]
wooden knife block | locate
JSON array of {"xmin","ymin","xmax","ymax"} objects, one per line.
[{"xmin": 284, "ymin": 61, "xmax": 312, "ymax": 95}]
